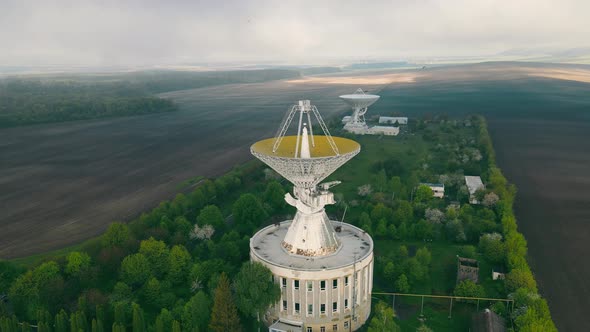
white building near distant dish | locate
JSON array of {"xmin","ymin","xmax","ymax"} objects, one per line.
[
  {"xmin": 367, "ymin": 126, "xmax": 400, "ymax": 136},
  {"xmin": 465, "ymin": 176, "xmax": 485, "ymax": 204},
  {"xmin": 379, "ymin": 116, "xmax": 408, "ymax": 125}
]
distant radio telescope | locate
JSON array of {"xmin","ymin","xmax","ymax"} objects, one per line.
[
  {"xmin": 340, "ymin": 88, "xmax": 380, "ymax": 134},
  {"xmin": 250, "ymin": 100, "xmax": 374, "ymax": 332}
]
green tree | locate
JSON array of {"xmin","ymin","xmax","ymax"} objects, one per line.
[
  {"xmin": 263, "ymin": 181, "xmax": 286, "ymax": 211},
  {"xmin": 232, "ymin": 194, "xmax": 268, "ymax": 234},
  {"xmin": 415, "ymin": 247, "xmax": 432, "ymax": 266},
  {"xmin": 0, "ymin": 316, "xmax": 19, "ymax": 332},
  {"xmin": 454, "ymin": 280, "xmax": 486, "ymax": 299},
  {"xmin": 182, "ymin": 291, "xmax": 211, "ymax": 332},
  {"xmin": 209, "ymin": 273, "xmax": 241, "ymax": 332},
  {"xmin": 141, "ymin": 277, "xmax": 162, "ymax": 308},
  {"xmin": 132, "ymin": 303, "xmax": 146, "ymax": 332},
  {"xmin": 196, "ymin": 205, "xmax": 225, "ymax": 229},
  {"xmin": 375, "ymin": 219, "xmax": 388, "ymax": 238},
  {"xmin": 120, "ymin": 254, "xmax": 152, "ymax": 288},
  {"xmin": 168, "ymin": 245, "xmax": 192, "ymax": 285},
  {"xmin": 505, "ymin": 268, "xmax": 537, "ymax": 293},
  {"xmin": 65, "ymin": 251, "xmax": 92, "ymax": 277},
  {"xmin": 359, "ymin": 212, "xmax": 372, "ymax": 234},
  {"xmin": 234, "ymin": 262, "xmax": 281, "ymax": 324},
  {"xmin": 395, "ymin": 274, "xmax": 410, "ymax": 293},
  {"xmin": 393, "ymin": 201, "xmax": 413, "ymax": 225},
  {"xmin": 172, "ymin": 320, "xmax": 182, "ymax": 332},
  {"xmin": 479, "ymin": 233, "xmax": 505, "ymax": 263},
  {"xmin": 113, "ymin": 301, "xmax": 128, "ymax": 325},
  {"xmin": 371, "ymin": 204, "xmax": 393, "ymax": 223},
  {"xmin": 405, "ymin": 258, "xmax": 427, "ymax": 282},
  {"xmin": 367, "ymin": 301, "xmax": 400, "ymax": 332},
  {"xmin": 8, "ymin": 261, "xmax": 62, "ymax": 320},
  {"xmin": 112, "ymin": 322, "xmax": 126, "ymax": 332},
  {"xmin": 102, "ymin": 222, "xmax": 130, "ymax": 247},
  {"xmin": 374, "ymin": 168, "xmax": 388, "ymax": 192},
  {"xmin": 155, "ymin": 308, "xmax": 173, "ymax": 332},
  {"xmin": 389, "ymin": 176, "xmax": 403, "ymax": 198},
  {"xmin": 383, "ymin": 262, "xmax": 396, "ymax": 283},
  {"xmin": 70, "ymin": 311, "xmax": 88, "ymax": 332},
  {"xmin": 139, "ymin": 237, "xmax": 170, "ymax": 278},
  {"xmin": 414, "ymin": 219, "xmax": 433, "ymax": 240},
  {"xmin": 91, "ymin": 318, "xmax": 105, "ymax": 332},
  {"xmin": 414, "ymin": 184, "xmax": 433, "ymax": 203},
  {"xmin": 54, "ymin": 310, "xmax": 68, "ymax": 332}
]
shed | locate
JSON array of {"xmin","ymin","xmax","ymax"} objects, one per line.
[{"xmin": 457, "ymin": 256, "xmax": 479, "ymax": 284}]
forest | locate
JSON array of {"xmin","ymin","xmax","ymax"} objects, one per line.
[
  {"xmin": 0, "ymin": 69, "xmax": 301, "ymax": 128},
  {"xmin": 0, "ymin": 115, "xmax": 556, "ymax": 331}
]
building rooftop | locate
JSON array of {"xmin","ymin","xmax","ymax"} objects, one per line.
[
  {"xmin": 465, "ymin": 175, "xmax": 485, "ymax": 194},
  {"xmin": 421, "ymin": 182, "xmax": 445, "ymax": 188},
  {"xmin": 379, "ymin": 116, "xmax": 408, "ymax": 124},
  {"xmin": 250, "ymin": 221, "xmax": 373, "ymax": 271}
]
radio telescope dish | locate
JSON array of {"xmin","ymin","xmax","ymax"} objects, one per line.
[
  {"xmin": 340, "ymin": 88, "xmax": 380, "ymax": 132},
  {"xmin": 250, "ymin": 100, "xmax": 361, "ymax": 257},
  {"xmin": 251, "ymin": 100, "xmax": 360, "ymax": 189},
  {"xmin": 251, "ymin": 135, "xmax": 359, "ymax": 189}
]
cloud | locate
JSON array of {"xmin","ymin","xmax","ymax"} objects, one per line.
[{"xmin": 0, "ymin": 0, "xmax": 588, "ymax": 66}]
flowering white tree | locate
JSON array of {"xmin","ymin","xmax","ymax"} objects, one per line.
[
  {"xmin": 357, "ymin": 184, "xmax": 373, "ymax": 197},
  {"xmin": 190, "ymin": 224, "xmax": 215, "ymax": 240},
  {"xmin": 483, "ymin": 192, "xmax": 500, "ymax": 207},
  {"xmin": 425, "ymin": 208, "xmax": 445, "ymax": 224}
]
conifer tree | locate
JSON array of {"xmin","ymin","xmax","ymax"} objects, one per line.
[
  {"xmin": 132, "ymin": 303, "xmax": 146, "ymax": 332},
  {"xmin": 172, "ymin": 320, "xmax": 181, "ymax": 332},
  {"xmin": 209, "ymin": 273, "xmax": 241, "ymax": 332},
  {"xmin": 54, "ymin": 310, "xmax": 68, "ymax": 332},
  {"xmin": 155, "ymin": 308, "xmax": 173, "ymax": 332},
  {"xmin": 92, "ymin": 318, "xmax": 105, "ymax": 332}
]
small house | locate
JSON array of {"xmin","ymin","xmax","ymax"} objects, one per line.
[
  {"xmin": 420, "ymin": 183, "xmax": 445, "ymax": 198},
  {"xmin": 492, "ymin": 267, "xmax": 506, "ymax": 280}
]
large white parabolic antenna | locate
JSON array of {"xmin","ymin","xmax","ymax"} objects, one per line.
[
  {"xmin": 250, "ymin": 100, "xmax": 360, "ymax": 256},
  {"xmin": 340, "ymin": 88, "xmax": 380, "ymax": 132}
]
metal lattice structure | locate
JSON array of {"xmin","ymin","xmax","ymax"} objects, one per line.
[{"xmin": 273, "ymin": 100, "xmax": 339, "ymax": 156}]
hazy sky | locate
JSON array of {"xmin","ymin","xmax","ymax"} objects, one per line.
[{"xmin": 1, "ymin": 0, "xmax": 589, "ymax": 66}]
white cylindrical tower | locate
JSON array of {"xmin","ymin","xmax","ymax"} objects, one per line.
[{"xmin": 250, "ymin": 100, "xmax": 374, "ymax": 332}]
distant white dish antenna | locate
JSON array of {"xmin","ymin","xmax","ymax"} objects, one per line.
[{"xmin": 339, "ymin": 88, "xmax": 380, "ymax": 131}]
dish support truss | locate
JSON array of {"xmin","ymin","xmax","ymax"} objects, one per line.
[
  {"xmin": 273, "ymin": 100, "xmax": 339, "ymax": 157},
  {"xmin": 349, "ymin": 88, "xmax": 370, "ymax": 126}
]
